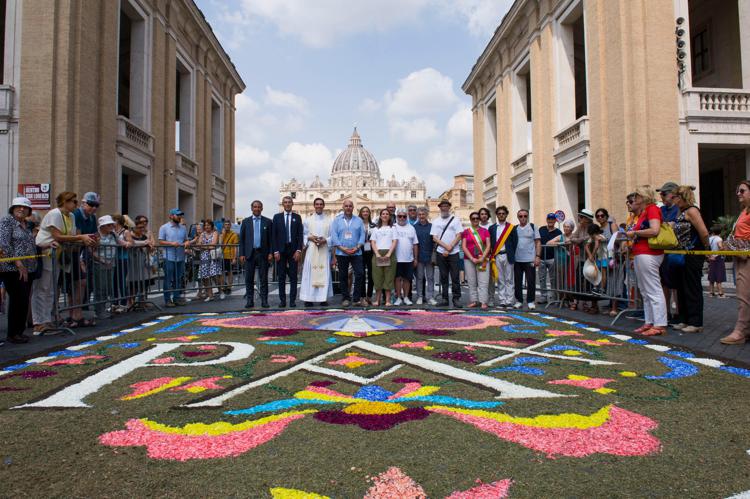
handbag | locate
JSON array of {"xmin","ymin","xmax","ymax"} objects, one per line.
[
  {"xmin": 210, "ymin": 246, "xmax": 222, "ymax": 260},
  {"xmin": 376, "ymin": 256, "xmax": 391, "ymax": 267},
  {"xmin": 431, "ymin": 216, "xmax": 454, "ymax": 265},
  {"xmin": 648, "ymin": 223, "xmax": 678, "ymax": 250}
]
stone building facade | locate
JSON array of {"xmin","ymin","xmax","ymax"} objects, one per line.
[
  {"xmin": 428, "ymin": 174, "xmax": 475, "ymax": 224},
  {"xmin": 0, "ymin": 0, "xmax": 244, "ymax": 224},
  {"xmin": 464, "ymin": 0, "xmax": 750, "ymax": 225},
  {"xmin": 279, "ymin": 128, "xmax": 428, "ymax": 217}
]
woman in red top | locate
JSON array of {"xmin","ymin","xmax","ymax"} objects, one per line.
[
  {"xmin": 721, "ymin": 180, "xmax": 750, "ymax": 344},
  {"xmin": 625, "ymin": 185, "xmax": 667, "ymax": 336},
  {"xmin": 462, "ymin": 212, "xmax": 490, "ymax": 309}
]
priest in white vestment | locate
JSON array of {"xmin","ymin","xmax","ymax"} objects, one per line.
[{"xmin": 299, "ymin": 198, "xmax": 333, "ymax": 305}]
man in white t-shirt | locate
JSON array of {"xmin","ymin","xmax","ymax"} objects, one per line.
[
  {"xmin": 430, "ymin": 199, "xmax": 464, "ymax": 307},
  {"xmin": 393, "ymin": 209, "xmax": 418, "ymax": 305},
  {"xmin": 511, "ymin": 209, "xmax": 541, "ymax": 309}
]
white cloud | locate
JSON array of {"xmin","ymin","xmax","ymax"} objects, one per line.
[
  {"xmin": 234, "ymin": 142, "xmax": 335, "ymax": 216},
  {"xmin": 439, "ymin": 0, "xmax": 514, "ymax": 38},
  {"xmin": 390, "ymin": 118, "xmax": 440, "ymax": 143},
  {"xmin": 358, "ymin": 98, "xmax": 382, "ymax": 113},
  {"xmin": 379, "ymin": 157, "xmax": 419, "ymax": 180},
  {"xmin": 264, "ymin": 86, "xmax": 310, "ymax": 114},
  {"xmin": 237, "ymin": 0, "xmax": 430, "ymax": 48},
  {"xmin": 446, "ymin": 106, "xmax": 473, "ymax": 141},
  {"xmin": 386, "ymin": 68, "xmax": 459, "ymax": 117}
]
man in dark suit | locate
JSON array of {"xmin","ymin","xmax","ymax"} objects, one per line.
[
  {"xmin": 272, "ymin": 196, "xmax": 304, "ymax": 307},
  {"xmin": 239, "ymin": 200, "xmax": 273, "ymax": 308}
]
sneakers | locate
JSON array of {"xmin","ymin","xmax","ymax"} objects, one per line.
[
  {"xmin": 428, "ymin": 297, "xmax": 438, "ymax": 306},
  {"xmin": 452, "ymin": 299, "xmax": 463, "ymax": 308},
  {"xmin": 394, "ymin": 297, "xmax": 403, "ymax": 306},
  {"xmin": 513, "ymin": 302, "xmax": 523, "ymax": 309},
  {"xmin": 671, "ymin": 323, "xmax": 687, "ymax": 330},
  {"xmin": 416, "ymin": 297, "xmax": 423, "ymax": 305},
  {"xmin": 528, "ymin": 302, "xmax": 536, "ymax": 310},
  {"xmin": 681, "ymin": 325, "xmax": 703, "ymax": 334},
  {"xmin": 403, "ymin": 297, "xmax": 413, "ymax": 306},
  {"xmin": 341, "ymin": 299, "xmax": 351, "ymax": 307}
]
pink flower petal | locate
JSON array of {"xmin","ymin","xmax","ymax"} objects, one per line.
[{"xmin": 446, "ymin": 479, "xmax": 513, "ymax": 499}]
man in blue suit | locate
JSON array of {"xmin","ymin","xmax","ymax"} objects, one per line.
[
  {"xmin": 239, "ymin": 200, "xmax": 273, "ymax": 308},
  {"xmin": 272, "ymin": 196, "xmax": 304, "ymax": 307}
]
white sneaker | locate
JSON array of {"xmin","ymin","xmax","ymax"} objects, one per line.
[
  {"xmin": 403, "ymin": 297, "xmax": 413, "ymax": 305},
  {"xmin": 394, "ymin": 297, "xmax": 403, "ymax": 306},
  {"xmin": 513, "ymin": 302, "xmax": 523, "ymax": 309},
  {"xmin": 219, "ymin": 293, "xmax": 226, "ymax": 300},
  {"xmin": 528, "ymin": 302, "xmax": 536, "ymax": 310},
  {"xmin": 416, "ymin": 297, "xmax": 423, "ymax": 305},
  {"xmin": 428, "ymin": 297, "xmax": 438, "ymax": 306}
]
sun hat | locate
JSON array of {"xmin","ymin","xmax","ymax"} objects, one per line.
[
  {"xmin": 583, "ymin": 259, "xmax": 602, "ymax": 286},
  {"xmin": 97, "ymin": 215, "xmax": 115, "ymax": 227},
  {"xmin": 9, "ymin": 197, "xmax": 32, "ymax": 210},
  {"xmin": 437, "ymin": 199, "xmax": 452, "ymax": 207},
  {"xmin": 578, "ymin": 208, "xmax": 594, "ymax": 219}
]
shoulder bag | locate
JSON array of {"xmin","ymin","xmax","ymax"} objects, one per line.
[
  {"xmin": 647, "ymin": 223, "xmax": 678, "ymax": 250},
  {"xmin": 431, "ymin": 216, "xmax": 454, "ymax": 265}
]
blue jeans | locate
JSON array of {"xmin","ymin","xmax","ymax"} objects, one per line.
[{"xmin": 164, "ymin": 260, "xmax": 185, "ymax": 303}]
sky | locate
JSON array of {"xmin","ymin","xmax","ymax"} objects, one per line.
[{"xmin": 197, "ymin": 0, "xmax": 514, "ymax": 216}]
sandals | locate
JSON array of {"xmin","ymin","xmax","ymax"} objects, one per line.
[
  {"xmin": 467, "ymin": 302, "xmax": 479, "ymax": 308},
  {"xmin": 569, "ymin": 303, "xmax": 577, "ymax": 311},
  {"xmin": 641, "ymin": 326, "xmax": 666, "ymax": 336},
  {"xmin": 64, "ymin": 318, "xmax": 96, "ymax": 328},
  {"xmin": 608, "ymin": 310, "xmax": 618, "ymax": 317},
  {"xmin": 634, "ymin": 324, "xmax": 654, "ymax": 334}
]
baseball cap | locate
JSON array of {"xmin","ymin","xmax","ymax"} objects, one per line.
[
  {"xmin": 657, "ymin": 181, "xmax": 679, "ymax": 193},
  {"xmin": 82, "ymin": 192, "xmax": 100, "ymax": 207},
  {"xmin": 169, "ymin": 208, "xmax": 185, "ymax": 216},
  {"xmin": 546, "ymin": 212, "xmax": 557, "ymax": 220}
]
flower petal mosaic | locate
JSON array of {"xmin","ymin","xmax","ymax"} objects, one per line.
[{"xmin": 1, "ymin": 309, "xmax": 750, "ymax": 497}]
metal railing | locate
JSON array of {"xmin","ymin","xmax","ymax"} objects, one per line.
[{"xmin": 536, "ymin": 242, "xmax": 643, "ymax": 325}]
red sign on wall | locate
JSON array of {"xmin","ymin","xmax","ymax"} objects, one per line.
[{"xmin": 17, "ymin": 184, "xmax": 51, "ymax": 209}]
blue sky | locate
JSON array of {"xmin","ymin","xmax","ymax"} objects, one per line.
[{"xmin": 197, "ymin": 0, "xmax": 513, "ymax": 216}]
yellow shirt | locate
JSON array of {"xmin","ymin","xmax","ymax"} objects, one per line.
[{"xmin": 221, "ymin": 230, "xmax": 239, "ymax": 259}]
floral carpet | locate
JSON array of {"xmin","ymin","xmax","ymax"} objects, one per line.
[{"xmin": 1, "ymin": 309, "xmax": 749, "ymax": 497}]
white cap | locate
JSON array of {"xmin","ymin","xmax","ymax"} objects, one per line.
[
  {"xmin": 10, "ymin": 197, "xmax": 32, "ymax": 210},
  {"xmin": 98, "ymin": 215, "xmax": 115, "ymax": 227}
]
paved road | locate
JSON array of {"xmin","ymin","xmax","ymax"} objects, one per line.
[{"xmin": 1, "ymin": 283, "xmax": 747, "ymax": 367}]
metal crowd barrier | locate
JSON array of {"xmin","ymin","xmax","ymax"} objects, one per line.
[
  {"xmin": 45, "ymin": 242, "xmax": 249, "ymax": 330},
  {"xmin": 536, "ymin": 242, "xmax": 643, "ymax": 326}
]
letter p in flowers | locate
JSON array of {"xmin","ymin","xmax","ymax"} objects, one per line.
[{"xmin": 13, "ymin": 342, "xmax": 254, "ymax": 409}]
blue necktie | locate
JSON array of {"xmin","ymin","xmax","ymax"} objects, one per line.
[{"xmin": 253, "ymin": 217, "xmax": 260, "ymax": 248}]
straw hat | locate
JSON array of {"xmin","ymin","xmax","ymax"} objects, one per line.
[{"xmin": 583, "ymin": 259, "xmax": 602, "ymax": 286}]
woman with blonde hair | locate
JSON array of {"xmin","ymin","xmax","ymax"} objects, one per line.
[
  {"xmin": 670, "ymin": 185, "xmax": 709, "ymax": 333},
  {"xmin": 721, "ymin": 180, "xmax": 750, "ymax": 344},
  {"xmin": 625, "ymin": 185, "xmax": 667, "ymax": 336}
]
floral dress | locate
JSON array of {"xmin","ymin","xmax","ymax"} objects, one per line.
[{"xmin": 198, "ymin": 231, "xmax": 221, "ymax": 278}]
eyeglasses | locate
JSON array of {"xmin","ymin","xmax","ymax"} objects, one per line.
[
  {"xmin": 518, "ymin": 215, "xmax": 528, "ymax": 219},
  {"xmin": 66, "ymin": 198, "xmax": 78, "ymax": 205},
  {"xmin": 738, "ymin": 188, "xmax": 749, "ymax": 194},
  {"xmin": 470, "ymin": 217, "xmax": 480, "ymax": 221},
  {"xmin": 397, "ymin": 215, "xmax": 407, "ymax": 218}
]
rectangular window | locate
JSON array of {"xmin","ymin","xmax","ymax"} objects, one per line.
[
  {"xmin": 175, "ymin": 58, "xmax": 193, "ymax": 155},
  {"xmin": 211, "ymin": 99, "xmax": 222, "ymax": 176},
  {"xmin": 691, "ymin": 24, "xmax": 711, "ymax": 78},
  {"xmin": 411, "ymin": 191, "xmax": 417, "ymax": 199}
]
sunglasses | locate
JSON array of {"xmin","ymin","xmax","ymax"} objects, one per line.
[
  {"xmin": 85, "ymin": 202, "xmax": 100, "ymax": 208},
  {"xmin": 470, "ymin": 217, "xmax": 480, "ymax": 221},
  {"xmin": 518, "ymin": 215, "xmax": 528, "ymax": 218},
  {"xmin": 397, "ymin": 215, "xmax": 407, "ymax": 218},
  {"xmin": 66, "ymin": 198, "xmax": 78, "ymax": 204},
  {"xmin": 738, "ymin": 188, "xmax": 749, "ymax": 194}
]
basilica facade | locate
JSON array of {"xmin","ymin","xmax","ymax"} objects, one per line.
[{"xmin": 279, "ymin": 129, "xmax": 427, "ymax": 217}]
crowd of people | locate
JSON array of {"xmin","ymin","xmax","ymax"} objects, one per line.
[{"xmin": 0, "ymin": 179, "xmax": 748, "ymax": 347}]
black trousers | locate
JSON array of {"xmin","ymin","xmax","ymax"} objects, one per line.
[
  {"xmin": 276, "ymin": 244, "xmax": 298, "ymax": 304},
  {"xmin": 674, "ymin": 254, "xmax": 705, "ymax": 327},
  {"xmin": 436, "ymin": 252, "xmax": 461, "ymax": 301},
  {"xmin": 0, "ymin": 271, "xmax": 31, "ymax": 339},
  {"xmin": 337, "ymin": 254, "xmax": 364, "ymax": 302},
  {"xmin": 514, "ymin": 261, "xmax": 536, "ymax": 303},
  {"xmin": 245, "ymin": 250, "xmax": 269, "ymax": 303},
  {"xmin": 361, "ymin": 250, "xmax": 374, "ymax": 299}
]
